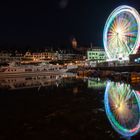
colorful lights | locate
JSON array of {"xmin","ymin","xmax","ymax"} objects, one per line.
[
  {"xmin": 103, "ymin": 5, "xmax": 140, "ymax": 61},
  {"xmin": 104, "ymin": 81, "xmax": 140, "ymax": 137}
]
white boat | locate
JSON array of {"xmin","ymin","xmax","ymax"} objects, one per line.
[{"xmin": 0, "ymin": 62, "xmax": 68, "ymax": 77}]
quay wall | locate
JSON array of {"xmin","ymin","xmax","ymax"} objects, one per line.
[{"xmin": 94, "ymin": 65, "xmax": 140, "ymax": 72}]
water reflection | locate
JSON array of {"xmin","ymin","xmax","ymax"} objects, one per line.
[
  {"xmin": 2, "ymin": 75, "xmax": 140, "ymax": 139},
  {"xmin": 88, "ymin": 78, "xmax": 106, "ymax": 89},
  {"xmin": 0, "ymin": 74, "xmax": 64, "ymax": 90},
  {"xmin": 104, "ymin": 81, "xmax": 140, "ymax": 138},
  {"xmin": 0, "ymin": 73, "xmax": 79, "ymax": 90}
]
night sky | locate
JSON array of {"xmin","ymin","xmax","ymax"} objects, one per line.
[{"xmin": 0, "ymin": 0, "xmax": 140, "ymax": 49}]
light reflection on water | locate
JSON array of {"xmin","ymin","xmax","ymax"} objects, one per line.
[
  {"xmin": 104, "ymin": 81, "xmax": 140, "ymax": 139},
  {"xmin": 1, "ymin": 75, "xmax": 140, "ymax": 139},
  {"xmin": 0, "ymin": 74, "xmax": 64, "ymax": 90}
]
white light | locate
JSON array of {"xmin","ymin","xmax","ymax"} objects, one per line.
[{"xmin": 116, "ymin": 27, "xmax": 122, "ymax": 35}]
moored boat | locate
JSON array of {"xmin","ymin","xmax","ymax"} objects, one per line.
[{"xmin": 0, "ymin": 62, "xmax": 68, "ymax": 77}]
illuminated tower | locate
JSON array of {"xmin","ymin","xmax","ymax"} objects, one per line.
[{"xmin": 71, "ymin": 38, "xmax": 77, "ymax": 49}]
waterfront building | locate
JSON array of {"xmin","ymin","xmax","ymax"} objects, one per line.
[
  {"xmin": 0, "ymin": 49, "xmax": 85, "ymax": 64},
  {"xmin": 0, "ymin": 52, "xmax": 12, "ymax": 63},
  {"xmin": 32, "ymin": 52, "xmax": 58, "ymax": 61},
  {"xmin": 129, "ymin": 53, "xmax": 140, "ymax": 64},
  {"xmin": 129, "ymin": 45, "xmax": 140, "ymax": 64},
  {"xmin": 57, "ymin": 53, "xmax": 83, "ymax": 61},
  {"xmin": 23, "ymin": 51, "xmax": 58, "ymax": 62},
  {"xmin": 87, "ymin": 48, "xmax": 107, "ymax": 66},
  {"xmin": 0, "ymin": 51, "xmax": 23, "ymax": 63}
]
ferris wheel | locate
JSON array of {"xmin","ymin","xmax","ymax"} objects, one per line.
[{"xmin": 103, "ymin": 5, "xmax": 140, "ymax": 60}]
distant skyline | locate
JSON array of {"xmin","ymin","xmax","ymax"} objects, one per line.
[{"xmin": 0, "ymin": 0, "xmax": 139, "ymax": 49}]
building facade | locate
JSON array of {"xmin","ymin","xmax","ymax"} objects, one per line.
[
  {"xmin": 57, "ymin": 53, "xmax": 83, "ymax": 61},
  {"xmin": 87, "ymin": 48, "xmax": 106, "ymax": 61},
  {"xmin": 87, "ymin": 48, "xmax": 107, "ymax": 67},
  {"xmin": 129, "ymin": 53, "xmax": 140, "ymax": 64},
  {"xmin": 23, "ymin": 51, "xmax": 58, "ymax": 62}
]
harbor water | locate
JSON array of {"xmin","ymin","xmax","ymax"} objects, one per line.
[{"xmin": 0, "ymin": 74, "xmax": 140, "ymax": 140}]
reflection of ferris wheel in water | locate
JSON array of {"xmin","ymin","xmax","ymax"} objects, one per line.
[
  {"xmin": 104, "ymin": 82, "xmax": 140, "ymax": 138},
  {"xmin": 103, "ymin": 5, "xmax": 140, "ymax": 60}
]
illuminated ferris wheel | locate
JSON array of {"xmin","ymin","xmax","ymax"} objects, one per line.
[{"xmin": 103, "ymin": 5, "xmax": 140, "ymax": 60}]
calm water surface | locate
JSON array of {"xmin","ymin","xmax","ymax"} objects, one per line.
[{"xmin": 0, "ymin": 74, "xmax": 140, "ymax": 140}]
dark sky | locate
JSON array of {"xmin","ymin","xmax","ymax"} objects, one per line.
[{"xmin": 0, "ymin": 0, "xmax": 140, "ymax": 49}]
